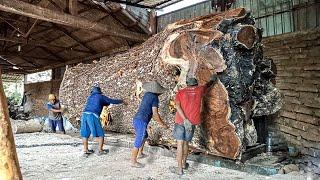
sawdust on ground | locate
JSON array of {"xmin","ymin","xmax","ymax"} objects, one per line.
[{"xmin": 15, "ymin": 133, "xmax": 307, "ymax": 180}]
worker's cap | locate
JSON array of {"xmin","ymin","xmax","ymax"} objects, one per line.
[
  {"xmin": 48, "ymin": 94, "xmax": 56, "ymax": 100},
  {"xmin": 186, "ymin": 78, "xmax": 198, "ymax": 86},
  {"xmin": 142, "ymin": 81, "xmax": 167, "ymax": 94}
]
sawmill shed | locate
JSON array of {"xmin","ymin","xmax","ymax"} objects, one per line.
[{"xmin": 0, "ymin": 0, "xmax": 319, "ymax": 179}]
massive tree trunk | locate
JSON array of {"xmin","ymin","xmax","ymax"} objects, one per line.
[
  {"xmin": 60, "ymin": 8, "xmax": 282, "ymax": 159},
  {"xmin": 0, "ymin": 68, "xmax": 22, "ymax": 180},
  {"xmin": 11, "ymin": 119, "xmax": 43, "ymax": 134}
]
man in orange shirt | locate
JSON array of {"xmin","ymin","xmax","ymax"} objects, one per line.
[{"xmin": 170, "ymin": 76, "xmax": 217, "ymax": 175}]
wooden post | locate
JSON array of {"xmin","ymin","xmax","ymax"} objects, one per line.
[
  {"xmin": 148, "ymin": 9, "xmax": 157, "ymax": 35},
  {"xmin": 0, "ymin": 68, "xmax": 23, "ymax": 180},
  {"xmin": 68, "ymin": 0, "xmax": 78, "ymax": 15}
]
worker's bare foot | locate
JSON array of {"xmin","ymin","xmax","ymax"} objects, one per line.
[
  {"xmin": 169, "ymin": 166, "xmax": 183, "ymax": 175},
  {"xmin": 131, "ymin": 162, "xmax": 145, "ymax": 168}
]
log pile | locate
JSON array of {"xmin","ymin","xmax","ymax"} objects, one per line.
[{"xmin": 60, "ymin": 8, "xmax": 282, "ymax": 159}]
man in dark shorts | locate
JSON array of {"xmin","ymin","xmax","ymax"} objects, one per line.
[{"xmin": 170, "ymin": 76, "xmax": 217, "ymax": 175}]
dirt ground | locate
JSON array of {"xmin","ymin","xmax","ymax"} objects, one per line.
[{"xmin": 15, "ymin": 133, "xmax": 308, "ymax": 180}]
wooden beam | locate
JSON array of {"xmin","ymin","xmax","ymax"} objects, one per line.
[
  {"xmin": 31, "ymin": 46, "xmax": 129, "ymax": 72},
  {"xmin": 0, "ymin": 51, "xmax": 58, "ymax": 64},
  {"xmin": 0, "ymin": 37, "xmax": 91, "ymax": 53},
  {"xmin": 103, "ymin": 0, "xmax": 154, "ymax": 9},
  {"xmin": 131, "ymin": 0, "xmax": 144, "ymax": 4},
  {"xmin": 0, "ymin": 37, "xmax": 64, "ymax": 49},
  {"xmin": 38, "ymin": 47, "xmax": 65, "ymax": 62},
  {"xmin": 47, "ymin": 0, "xmax": 67, "ymax": 12},
  {"xmin": 52, "ymin": 24, "xmax": 97, "ymax": 54},
  {"xmin": 0, "ymin": 68, "xmax": 23, "ymax": 179},
  {"xmin": 68, "ymin": 0, "xmax": 78, "ymax": 15},
  {"xmin": 20, "ymin": 57, "xmax": 40, "ymax": 67},
  {"xmin": 0, "ymin": 0, "xmax": 148, "ymax": 42}
]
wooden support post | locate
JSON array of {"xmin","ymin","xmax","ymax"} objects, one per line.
[
  {"xmin": 148, "ymin": 9, "xmax": 157, "ymax": 35},
  {"xmin": 68, "ymin": 0, "xmax": 78, "ymax": 15},
  {"xmin": 0, "ymin": 0, "xmax": 148, "ymax": 42},
  {"xmin": 0, "ymin": 68, "xmax": 23, "ymax": 180}
]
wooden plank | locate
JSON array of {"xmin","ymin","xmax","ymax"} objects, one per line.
[{"xmin": 0, "ymin": 0, "xmax": 148, "ymax": 42}]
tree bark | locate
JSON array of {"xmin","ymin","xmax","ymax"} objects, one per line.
[{"xmin": 0, "ymin": 68, "xmax": 23, "ymax": 180}]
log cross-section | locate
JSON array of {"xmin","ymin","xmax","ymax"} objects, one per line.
[{"xmin": 0, "ymin": 0, "xmax": 148, "ymax": 42}]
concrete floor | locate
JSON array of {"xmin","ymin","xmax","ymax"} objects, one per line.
[{"xmin": 15, "ymin": 133, "xmax": 307, "ymax": 180}]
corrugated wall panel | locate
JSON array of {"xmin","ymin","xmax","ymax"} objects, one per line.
[{"xmin": 157, "ymin": 0, "xmax": 319, "ymax": 37}]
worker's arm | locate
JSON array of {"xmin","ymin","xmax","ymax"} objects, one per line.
[
  {"xmin": 152, "ymin": 107, "xmax": 169, "ymax": 129},
  {"xmin": 102, "ymin": 96, "xmax": 123, "ymax": 105},
  {"xmin": 175, "ymin": 100, "xmax": 187, "ymax": 121},
  {"xmin": 47, "ymin": 103, "xmax": 63, "ymax": 113},
  {"xmin": 50, "ymin": 109, "xmax": 63, "ymax": 113}
]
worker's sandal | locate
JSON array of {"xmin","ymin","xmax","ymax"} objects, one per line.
[
  {"xmin": 183, "ymin": 162, "xmax": 189, "ymax": 170},
  {"xmin": 138, "ymin": 153, "xmax": 148, "ymax": 159},
  {"xmin": 97, "ymin": 149, "xmax": 109, "ymax": 156}
]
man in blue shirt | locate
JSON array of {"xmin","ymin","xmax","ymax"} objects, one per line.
[
  {"xmin": 131, "ymin": 81, "xmax": 169, "ymax": 168},
  {"xmin": 81, "ymin": 85, "xmax": 124, "ymax": 156}
]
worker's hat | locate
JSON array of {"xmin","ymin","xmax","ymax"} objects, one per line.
[{"xmin": 142, "ymin": 81, "xmax": 167, "ymax": 94}]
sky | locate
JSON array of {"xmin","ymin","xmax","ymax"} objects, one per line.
[{"xmin": 156, "ymin": 0, "xmax": 208, "ymax": 16}]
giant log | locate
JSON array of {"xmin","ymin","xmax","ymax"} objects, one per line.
[{"xmin": 60, "ymin": 8, "xmax": 282, "ymax": 159}]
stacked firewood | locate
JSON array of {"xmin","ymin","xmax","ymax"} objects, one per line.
[{"xmin": 60, "ymin": 8, "xmax": 282, "ymax": 159}]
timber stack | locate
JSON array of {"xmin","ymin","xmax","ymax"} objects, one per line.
[{"xmin": 59, "ymin": 8, "xmax": 282, "ymax": 160}]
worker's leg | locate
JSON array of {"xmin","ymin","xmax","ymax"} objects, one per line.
[
  {"xmin": 182, "ymin": 141, "xmax": 189, "ymax": 168},
  {"xmin": 138, "ymin": 138, "xmax": 147, "ymax": 156},
  {"xmin": 49, "ymin": 119, "xmax": 56, "ymax": 133},
  {"xmin": 131, "ymin": 119, "xmax": 147, "ymax": 167},
  {"xmin": 183, "ymin": 125, "xmax": 195, "ymax": 169},
  {"xmin": 138, "ymin": 129, "xmax": 148, "ymax": 157},
  {"xmin": 176, "ymin": 140, "xmax": 184, "ymax": 172},
  {"xmin": 170, "ymin": 124, "xmax": 185, "ymax": 175},
  {"xmin": 97, "ymin": 136, "xmax": 104, "ymax": 152},
  {"xmin": 80, "ymin": 113, "xmax": 91, "ymax": 153},
  {"xmin": 89, "ymin": 114, "xmax": 106, "ymax": 153},
  {"xmin": 82, "ymin": 138, "xmax": 89, "ymax": 152},
  {"xmin": 57, "ymin": 118, "xmax": 66, "ymax": 134}
]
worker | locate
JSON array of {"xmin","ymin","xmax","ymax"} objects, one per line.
[
  {"xmin": 131, "ymin": 81, "xmax": 169, "ymax": 168},
  {"xmin": 170, "ymin": 75, "xmax": 218, "ymax": 175},
  {"xmin": 80, "ymin": 85, "xmax": 124, "ymax": 157},
  {"xmin": 47, "ymin": 94, "xmax": 65, "ymax": 134}
]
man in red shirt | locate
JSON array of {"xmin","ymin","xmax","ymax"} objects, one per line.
[{"xmin": 170, "ymin": 76, "xmax": 217, "ymax": 175}]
